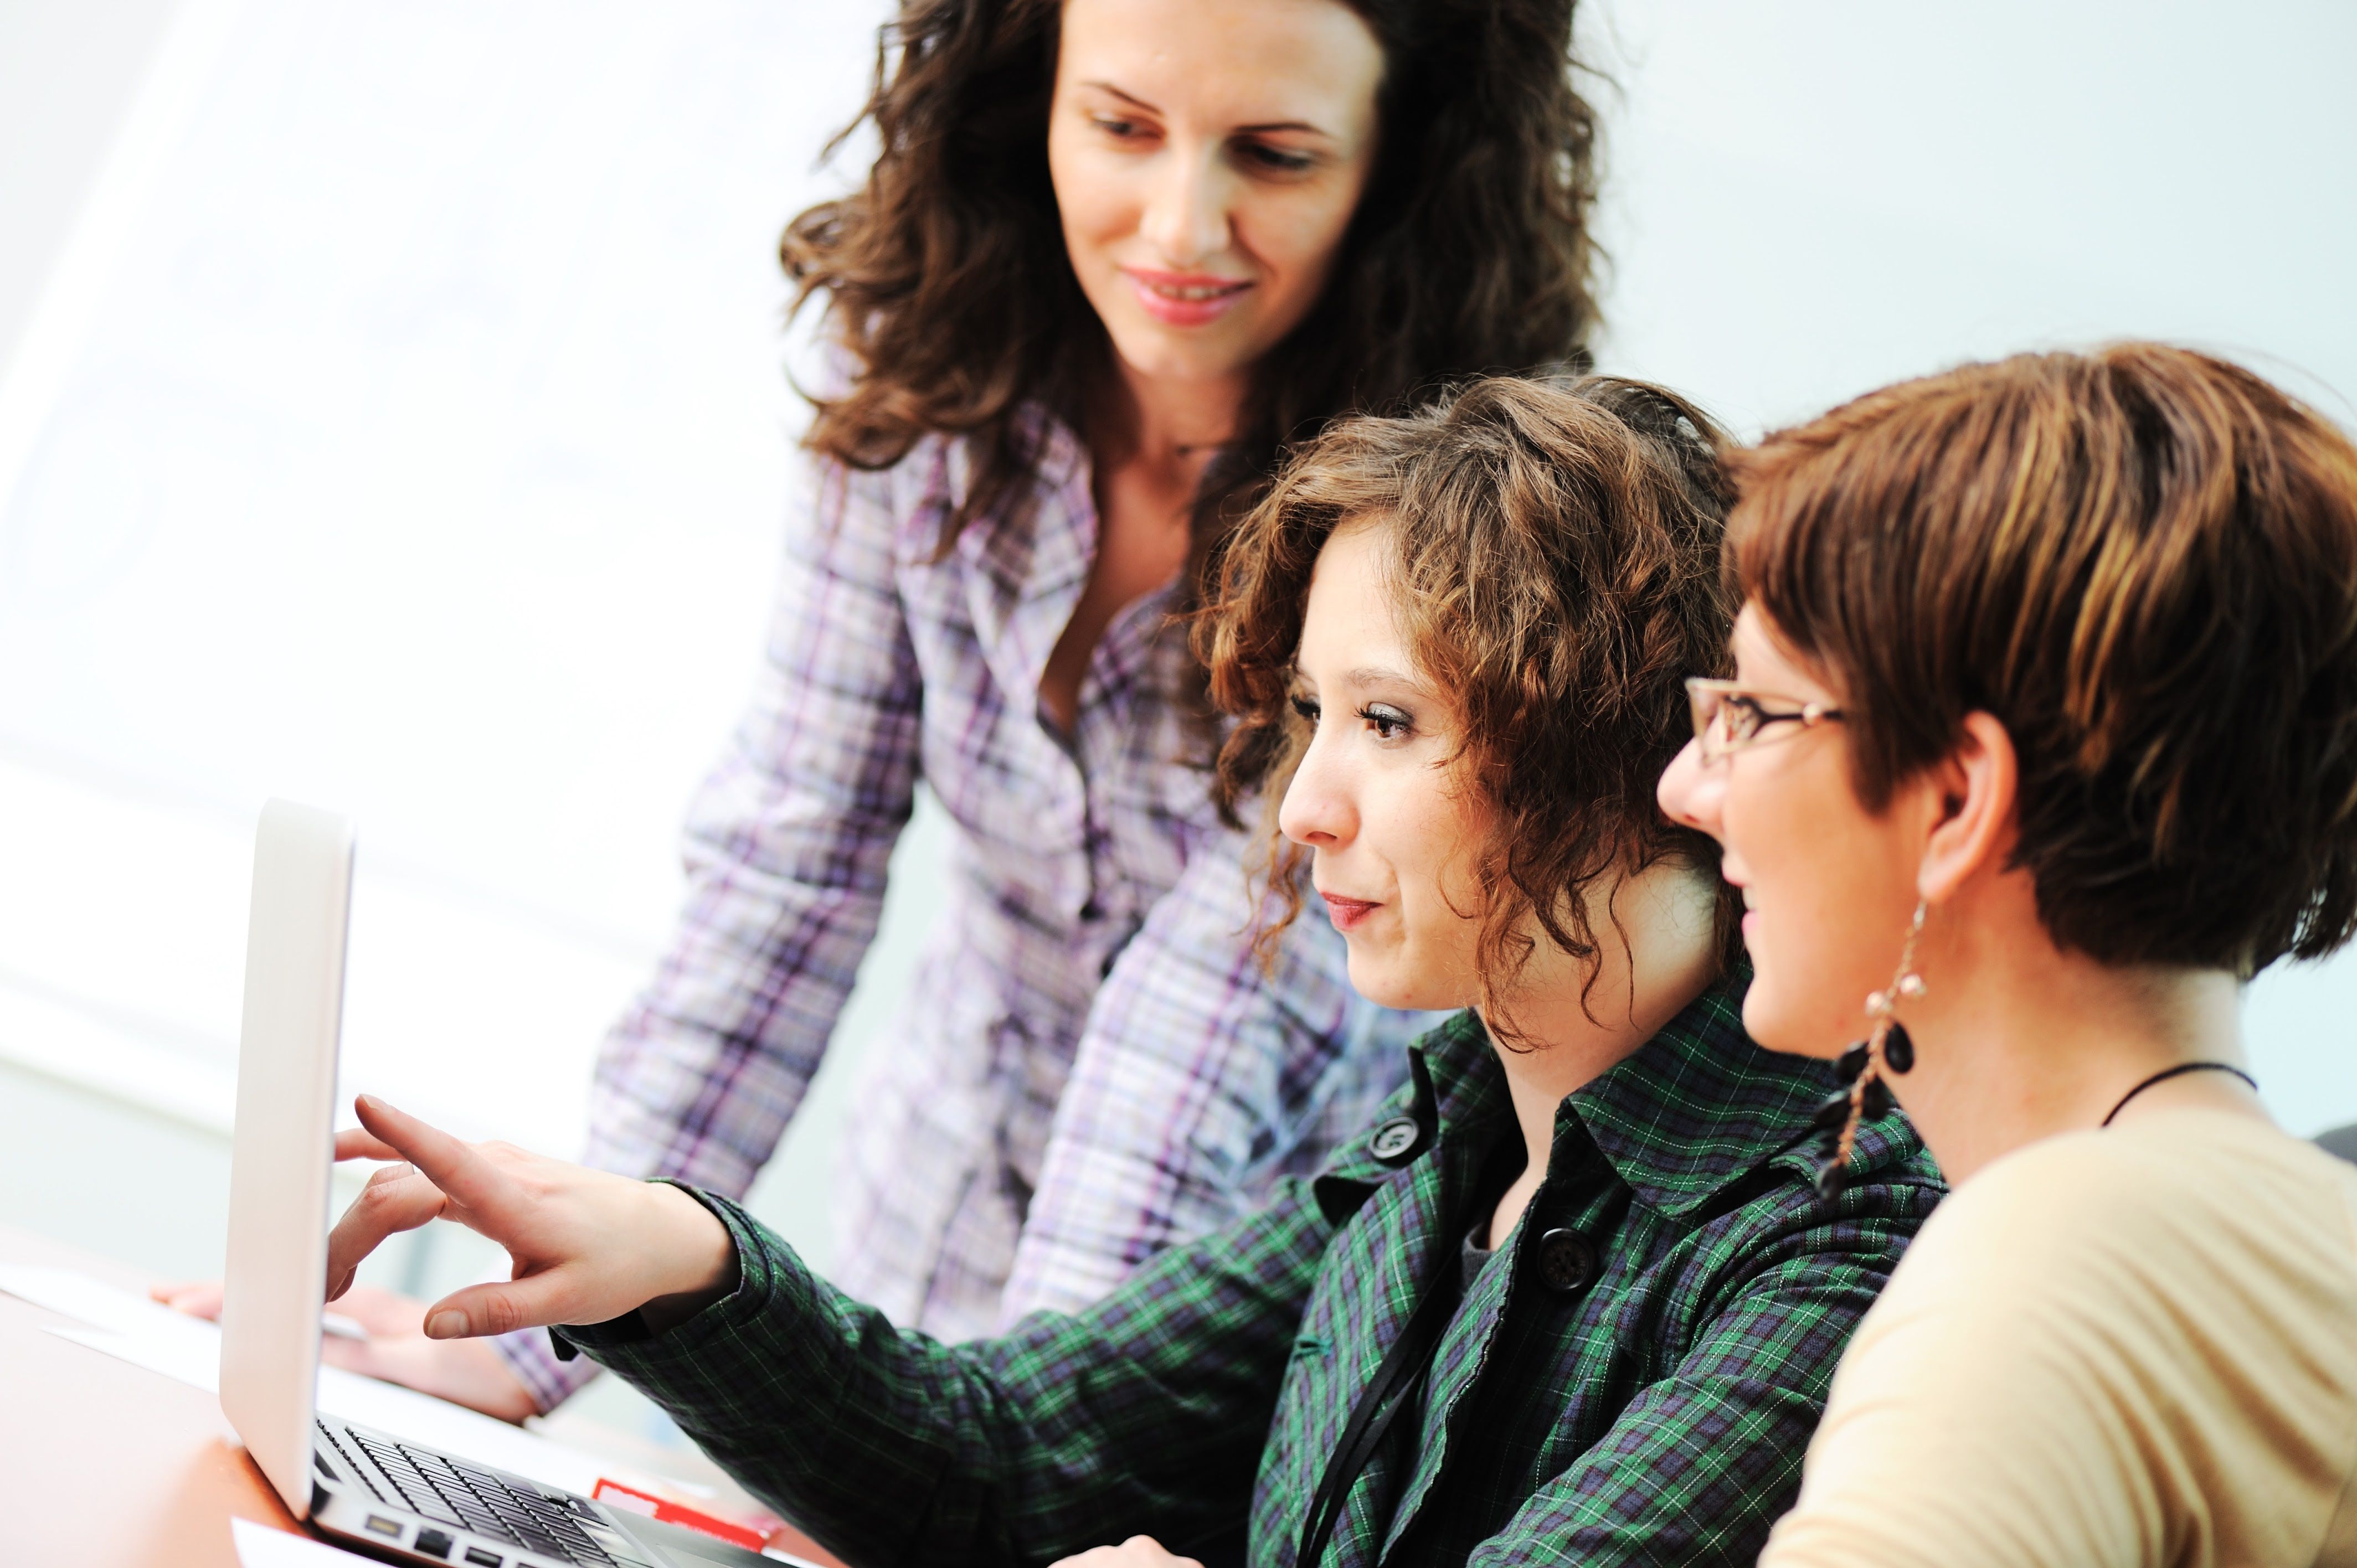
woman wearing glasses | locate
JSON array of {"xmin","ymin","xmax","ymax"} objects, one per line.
[
  {"xmin": 313, "ymin": 377, "xmax": 1941, "ymax": 1568},
  {"xmin": 1660, "ymin": 342, "xmax": 2357, "ymax": 1567}
]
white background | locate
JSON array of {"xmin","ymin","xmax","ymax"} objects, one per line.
[{"xmin": 1, "ymin": 0, "xmax": 2351, "ymax": 1364}]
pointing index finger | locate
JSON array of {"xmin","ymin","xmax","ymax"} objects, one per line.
[
  {"xmin": 352, "ymin": 1096, "xmax": 517, "ymax": 1220},
  {"xmin": 335, "ymin": 1125, "xmax": 403, "ymax": 1163}
]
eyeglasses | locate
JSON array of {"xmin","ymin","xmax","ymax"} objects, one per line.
[{"xmin": 1685, "ymin": 677, "xmax": 1845, "ymax": 763}]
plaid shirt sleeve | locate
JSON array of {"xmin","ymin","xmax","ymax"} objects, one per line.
[
  {"xmin": 497, "ymin": 456, "xmax": 923, "ymax": 1410},
  {"xmin": 1462, "ymin": 1192, "xmax": 1918, "ymax": 1567},
  {"xmin": 1001, "ymin": 839, "xmax": 1431, "ymax": 1324},
  {"xmin": 563, "ymin": 1183, "xmax": 1325, "ymax": 1568},
  {"xmin": 559, "ymin": 1003, "xmax": 1937, "ymax": 1568}
]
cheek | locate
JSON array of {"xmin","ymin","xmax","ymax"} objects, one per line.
[
  {"xmin": 1046, "ymin": 131, "xmax": 1131, "ymax": 256},
  {"xmin": 1723, "ymin": 756, "xmax": 1909, "ymax": 1055},
  {"xmin": 1235, "ymin": 184, "xmax": 1361, "ymax": 303},
  {"xmin": 1387, "ymin": 773, "xmax": 1486, "ymax": 977}
]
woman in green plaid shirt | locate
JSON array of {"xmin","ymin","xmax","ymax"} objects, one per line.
[{"xmin": 326, "ymin": 378, "xmax": 1942, "ymax": 1567}]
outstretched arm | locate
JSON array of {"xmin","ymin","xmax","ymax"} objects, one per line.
[{"xmin": 326, "ymin": 1095, "xmax": 1325, "ymax": 1568}]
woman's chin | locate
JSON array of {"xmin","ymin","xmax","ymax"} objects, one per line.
[
  {"xmin": 1737, "ymin": 978, "xmax": 1852, "ymax": 1060},
  {"xmin": 1344, "ymin": 952, "xmax": 1429, "ymax": 1015},
  {"xmin": 1102, "ymin": 317, "xmax": 1261, "ymax": 389}
]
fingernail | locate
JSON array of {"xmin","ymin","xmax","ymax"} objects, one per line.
[{"xmin": 424, "ymin": 1310, "xmax": 468, "ymax": 1339}]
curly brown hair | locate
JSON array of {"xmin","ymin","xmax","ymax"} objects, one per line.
[
  {"xmin": 780, "ymin": 0, "xmax": 1599, "ymax": 574},
  {"xmin": 1730, "ymin": 343, "xmax": 2357, "ymax": 973},
  {"xmin": 1199, "ymin": 376, "xmax": 1741, "ymax": 1031}
]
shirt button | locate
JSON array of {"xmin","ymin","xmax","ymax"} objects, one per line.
[
  {"xmin": 1534, "ymin": 1229, "xmax": 1598, "ymax": 1294},
  {"xmin": 1367, "ymin": 1115, "xmax": 1423, "ymax": 1164}
]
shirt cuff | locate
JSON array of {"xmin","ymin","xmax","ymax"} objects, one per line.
[
  {"xmin": 491, "ymin": 1321, "xmax": 600, "ymax": 1412},
  {"xmin": 548, "ymin": 1182, "xmax": 782, "ymax": 1368}
]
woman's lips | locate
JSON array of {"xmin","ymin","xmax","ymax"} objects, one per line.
[
  {"xmin": 1321, "ymin": 891, "xmax": 1380, "ymax": 932},
  {"xmin": 1121, "ymin": 266, "xmax": 1253, "ymax": 327}
]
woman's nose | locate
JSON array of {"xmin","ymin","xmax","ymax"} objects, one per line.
[
  {"xmin": 1278, "ymin": 741, "xmax": 1355, "ymax": 849},
  {"xmin": 1656, "ymin": 738, "xmax": 1726, "ymax": 839},
  {"xmin": 1139, "ymin": 146, "xmax": 1232, "ymax": 266}
]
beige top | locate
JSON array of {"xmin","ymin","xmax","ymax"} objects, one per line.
[{"xmin": 1762, "ymin": 1110, "xmax": 2357, "ymax": 1568}]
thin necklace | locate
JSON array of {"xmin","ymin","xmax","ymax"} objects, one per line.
[{"xmin": 2101, "ymin": 1061, "xmax": 2258, "ymax": 1127}]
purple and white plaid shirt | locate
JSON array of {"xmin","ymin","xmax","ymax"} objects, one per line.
[{"xmin": 495, "ymin": 419, "xmax": 1433, "ymax": 1410}]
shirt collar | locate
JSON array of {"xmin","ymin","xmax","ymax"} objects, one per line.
[
  {"xmin": 1565, "ymin": 966, "xmax": 1859, "ymax": 1216},
  {"xmin": 1416, "ymin": 966, "xmax": 1867, "ymax": 1219}
]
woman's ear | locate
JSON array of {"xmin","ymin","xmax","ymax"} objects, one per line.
[{"xmin": 1916, "ymin": 711, "xmax": 2018, "ymax": 904}]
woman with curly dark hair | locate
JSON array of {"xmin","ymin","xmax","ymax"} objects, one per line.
[
  {"xmin": 318, "ymin": 377, "xmax": 1938, "ymax": 1568},
  {"xmin": 593, "ymin": 0, "xmax": 1598, "ymax": 1360},
  {"xmin": 502, "ymin": 0, "xmax": 1603, "ymax": 1396},
  {"xmin": 196, "ymin": 0, "xmax": 1612, "ymax": 1424}
]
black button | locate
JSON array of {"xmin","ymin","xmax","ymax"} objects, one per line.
[
  {"xmin": 1080, "ymin": 899, "xmax": 1104, "ymax": 921},
  {"xmin": 1534, "ymin": 1228, "xmax": 1597, "ymax": 1294},
  {"xmin": 1367, "ymin": 1115, "xmax": 1423, "ymax": 1164}
]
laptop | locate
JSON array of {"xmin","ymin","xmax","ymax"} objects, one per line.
[{"xmin": 218, "ymin": 799, "xmax": 769, "ymax": 1567}]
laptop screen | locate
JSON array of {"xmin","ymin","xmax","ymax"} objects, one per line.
[{"xmin": 218, "ymin": 799, "xmax": 353, "ymax": 1519}]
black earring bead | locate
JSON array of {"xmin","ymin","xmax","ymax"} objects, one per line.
[
  {"xmin": 1883, "ymin": 1023, "xmax": 1916, "ymax": 1074},
  {"xmin": 1814, "ymin": 1159, "xmax": 1849, "ymax": 1201},
  {"xmin": 1859, "ymin": 1076, "xmax": 1893, "ymax": 1121},
  {"xmin": 1835, "ymin": 1043, "xmax": 1870, "ymax": 1082},
  {"xmin": 1808, "ymin": 1086, "xmax": 1856, "ymax": 1134}
]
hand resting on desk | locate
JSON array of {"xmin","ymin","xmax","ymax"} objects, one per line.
[
  {"xmin": 326, "ymin": 1094, "xmax": 740, "ymax": 1341},
  {"xmin": 151, "ymin": 1276, "xmax": 541, "ymax": 1422}
]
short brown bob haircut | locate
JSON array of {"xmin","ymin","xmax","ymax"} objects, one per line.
[
  {"xmin": 1730, "ymin": 343, "xmax": 2357, "ymax": 973},
  {"xmin": 1200, "ymin": 376, "xmax": 1740, "ymax": 1027}
]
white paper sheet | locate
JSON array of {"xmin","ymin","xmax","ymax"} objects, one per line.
[
  {"xmin": 49, "ymin": 1322, "xmax": 220, "ymax": 1389},
  {"xmin": 230, "ymin": 1516, "xmax": 377, "ymax": 1566},
  {"xmin": 16, "ymin": 1267, "xmax": 678, "ymax": 1498},
  {"xmin": 0, "ymin": 1262, "xmax": 228, "ymax": 1347}
]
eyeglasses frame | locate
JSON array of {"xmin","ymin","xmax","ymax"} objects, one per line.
[{"xmin": 1685, "ymin": 677, "xmax": 1845, "ymax": 764}]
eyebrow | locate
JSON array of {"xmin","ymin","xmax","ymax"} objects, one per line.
[
  {"xmin": 1078, "ymin": 80, "xmax": 1334, "ymax": 140},
  {"xmin": 1344, "ymin": 665, "xmax": 1428, "ymax": 692}
]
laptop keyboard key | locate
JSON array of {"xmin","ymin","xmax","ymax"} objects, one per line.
[{"xmin": 325, "ymin": 1426, "xmax": 634, "ymax": 1566}]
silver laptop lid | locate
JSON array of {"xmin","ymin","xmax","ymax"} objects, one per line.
[{"xmin": 219, "ymin": 799, "xmax": 353, "ymax": 1519}]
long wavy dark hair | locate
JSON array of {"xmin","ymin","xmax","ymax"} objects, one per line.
[{"xmin": 781, "ymin": 0, "xmax": 1599, "ymax": 594}]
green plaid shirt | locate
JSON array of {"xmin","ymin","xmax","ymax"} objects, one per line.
[{"xmin": 563, "ymin": 976, "xmax": 1942, "ymax": 1567}]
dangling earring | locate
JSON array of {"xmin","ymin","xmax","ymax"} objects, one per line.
[{"xmin": 1814, "ymin": 899, "xmax": 1928, "ymax": 1200}]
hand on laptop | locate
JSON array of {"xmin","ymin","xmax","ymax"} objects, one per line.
[
  {"xmin": 149, "ymin": 1276, "xmax": 542, "ymax": 1422},
  {"xmin": 327, "ymin": 1094, "xmax": 740, "ymax": 1342}
]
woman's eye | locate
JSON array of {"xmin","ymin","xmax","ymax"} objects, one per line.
[
  {"xmin": 1092, "ymin": 115, "xmax": 1147, "ymax": 141},
  {"xmin": 1236, "ymin": 141, "xmax": 1316, "ymax": 175},
  {"xmin": 1289, "ymin": 695, "xmax": 1320, "ymax": 725},
  {"xmin": 1357, "ymin": 704, "xmax": 1413, "ymax": 741}
]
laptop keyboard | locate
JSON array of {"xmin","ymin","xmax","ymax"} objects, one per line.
[{"xmin": 319, "ymin": 1420, "xmax": 621, "ymax": 1566}]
